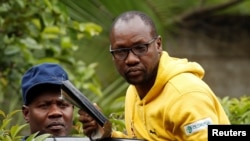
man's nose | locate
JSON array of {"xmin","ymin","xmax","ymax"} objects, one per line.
[
  {"xmin": 48, "ymin": 104, "xmax": 62, "ymax": 117},
  {"xmin": 125, "ymin": 50, "xmax": 140, "ymax": 63}
]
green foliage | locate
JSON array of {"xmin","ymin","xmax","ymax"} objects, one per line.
[
  {"xmin": 0, "ymin": 110, "xmax": 51, "ymax": 141},
  {"xmin": 0, "ymin": 0, "xmax": 103, "ymax": 129},
  {"xmin": 25, "ymin": 132, "xmax": 51, "ymax": 141},
  {"xmin": 0, "ymin": 110, "xmax": 27, "ymax": 140},
  {"xmin": 219, "ymin": 96, "xmax": 250, "ymax": 124}
]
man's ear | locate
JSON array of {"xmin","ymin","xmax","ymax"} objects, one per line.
[
  {"xmin": 22, "ymin": 105, "xmax": 30, "ymax": 123},
  {"xmin": 156, "ymin": 35, "xmax": 162, "ymax": 53}
]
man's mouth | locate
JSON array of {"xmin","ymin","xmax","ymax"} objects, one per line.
[
  {"xmin": 127, "ymin": 68, "xmax": 142, "ymax": 76},
  {"xmin": 47, "ymin": 123, "xmax": 64, "ymax": 130},
  {"xmin": 128, "ymin": 70, "xmax": 141, "ymax": 76}
]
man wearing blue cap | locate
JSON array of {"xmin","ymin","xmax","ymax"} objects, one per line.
[{"xmin": 21, "ymin": 63, "xmax": 74, "ymax": 139}]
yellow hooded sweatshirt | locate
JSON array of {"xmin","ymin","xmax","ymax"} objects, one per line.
[{"xmin": 111, "ymin": 51, "xmax": 230, "ymax": 141}]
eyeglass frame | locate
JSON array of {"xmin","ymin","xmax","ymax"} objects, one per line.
[{"xmin": 109, "ymin": 36, "xmax": 159, "ymax": 60}]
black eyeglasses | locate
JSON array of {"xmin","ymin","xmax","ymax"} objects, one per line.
[{"xmin": 110, "ymin": 36, "xmax": 158, "ymax": 60}]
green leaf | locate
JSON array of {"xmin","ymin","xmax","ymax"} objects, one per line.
[
  {"xmin": 1, "ymin": 118, "xmax": 12, "ymax": 129},
  {"xmin": 34, "ymin": 133, "xmax": 51, "ymax": 141},
  {"xmin": 4, "ymin": 45, "xmax": 20, "ymax": 55},
  {"xmin": 61, "ymin": 37, "xmax": 72, "ymax": 49},
  {"xmin": 20, "ymin": 37, "xmax": 42, "ymax": 49},
  {"xmin": 43, "ymin": 26, "xmax": 60, "ymax": 34},
  {"xmin": 6, "ymin": 110, "xmax": 22, "ymax": 118},
  {"xmin": 2, "ymin": 135, "xmax": 12, "ymax": 141},
  {"xmin": 84, "ymin": 23, "xmax": 102, "ymax": 36},
  {"xmin": 10, "ymin": 124, "xmax": 28, "ymax": 138},
  {"xmin": 0, "ymin": 110, "xmax": 6, "ymax": 118},
  {"xmin": 26, "ymin": 132, "xmax": 39, "ymax": 141}
]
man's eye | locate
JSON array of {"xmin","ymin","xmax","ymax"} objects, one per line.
[
  {"xmin": 38, "ymin": 104, "xmax": 48, "ymax": 108},
  {"xmin": 133, "ymin": 45, "xmax": 147, "ymax": 51},
  {"xmin": 115, "ymin": 49, "xmax": 128, "ymax": 55},
  {"xmin": 59, "ymin": 102, "xmax": 70, "ymax": 108}
]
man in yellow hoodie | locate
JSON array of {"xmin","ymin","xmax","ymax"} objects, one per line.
[{"xmin": 79, "ymin": 10, "xmax": 230, "ymax": 141}]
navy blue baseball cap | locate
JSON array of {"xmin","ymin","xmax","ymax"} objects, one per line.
[{"xmin": 21, "ymin": 63, "xmax": 68, "ymax": 105}]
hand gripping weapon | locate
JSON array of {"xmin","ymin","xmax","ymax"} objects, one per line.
[{"xmin": 60, "ymin": 80, "xmax": 112, "ymax": 140}]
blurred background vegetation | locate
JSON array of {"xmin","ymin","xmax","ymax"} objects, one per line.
[{"xmin": 0, "ymin": 0, "xmax": 250, "ymax": 139}]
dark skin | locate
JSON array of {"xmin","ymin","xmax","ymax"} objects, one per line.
[
  {"xmin": 22, "ymin": 91, "xmax": 74, "ymax": 136},
  {"xmin": 78, "ymin": 103, "xmax": 101, "ymax": 137},
  {"xmin": 110, "ymin": 16, "xmax": 162, "ymax": 99},
  {"xmin": 79, "ymin": 15, "xmax": 163, "ymax": 138}
]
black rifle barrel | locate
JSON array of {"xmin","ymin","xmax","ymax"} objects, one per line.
[{"xmin": 61, "ymin": 80, "xmax": 108, "ymax": 126}]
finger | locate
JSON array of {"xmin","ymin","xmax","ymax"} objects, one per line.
[
  {"xmin": 83, "ymin": 120, "xmax": 98, "ymax": 136},
  {"xmin": 79, "ymin": 114, "xmax": 94, "ymax": 123},
  {"xmin": 84, "ymin": 126, "xmax": 95, "ymax": 137},
  {"xmin": 83, "ymin": 121, "xmax": 98, "ymax": 130},
  {"xmin": 78, "ymin": 109, "xmax": 88, "ymax": 115},
  {"xmin": 78, "ymin": 109, "xmax": 91, "ymax": 119}
]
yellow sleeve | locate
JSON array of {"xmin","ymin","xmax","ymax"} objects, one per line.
[{"xmin": 169, "ymin": 92, "xmax": 230, "ymax": 141}]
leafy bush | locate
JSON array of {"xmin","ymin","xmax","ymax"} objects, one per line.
[
  {"xmin": 219, "ymin": 95, "xmax": 250, "ymax": 124},
  {"xmin": 0, "ymin": 109, "xmax": 50, "ymax": 141},
  {"xmin": 0, "ymin": 0, "xmax": 103, "ymax": 131},
  {"xmin": 0, "ymin": 110, "xmax": 25, "ymax": 141}
]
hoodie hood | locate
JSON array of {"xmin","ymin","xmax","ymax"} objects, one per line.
[
  {"xmin": 145, "ymin": 51, "xmax": 204, "ymax": 102},
  {"xmin": 128, "ymin": 51, "xmax": 205, "ymax": 103},
  {"xmin": 156, "ymin": 51, "xmax": 204, "ymax": 87}
]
